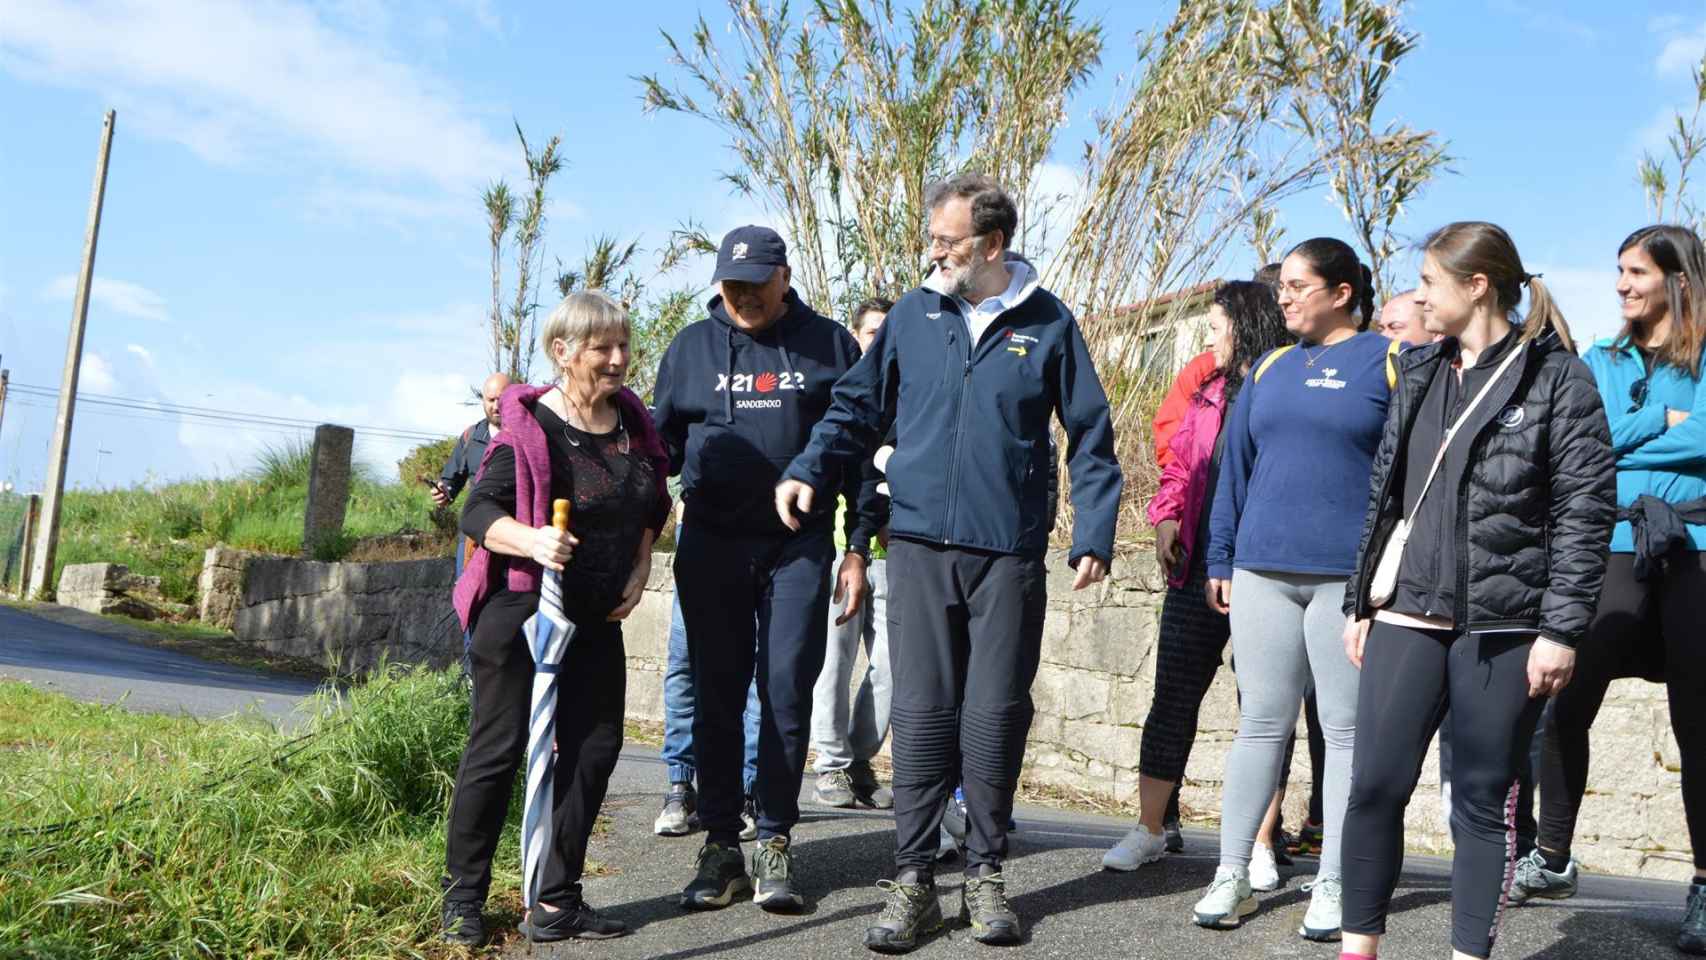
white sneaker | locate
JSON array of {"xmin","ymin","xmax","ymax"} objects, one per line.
[
  {"xmin": 1192, "ymin": 865, "xmax": 1256, "ymax": 929},
  {"xmin": 1299, "ymin": 873, "xmax": 1343, "ymax": 941},
  {"xmin": 1249, "ymin": 841, "xmax": 1281, "ymax": 892},
  {"xmin": 1102, "ymin": 824, "xmax": 1168, "ymax": 871}
]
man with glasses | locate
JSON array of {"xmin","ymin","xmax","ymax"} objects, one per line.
[{"xmin": 776, "ymin": 174, "xmax": 1122, "ymax": 952}]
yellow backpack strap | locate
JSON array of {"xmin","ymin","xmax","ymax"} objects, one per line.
[
  {"xmin": 1252, "ymin": 344, "xmax": 1296, "ymax": 384},
  {"xmin": 1385, "ymin": 338, "xmax": 1401, "ymax": 390}
]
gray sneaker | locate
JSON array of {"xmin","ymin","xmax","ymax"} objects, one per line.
[
  {"xmin": 654, "ymin": 782, "xmax": 698, "ymax": 836},
  {"xmin": 1509, "ymin": 848, "xmax": 1579, "ymax": 905},
  {"xmin": 850, "ymin": 761, "xmax": 895, "ymax": 809},
  {"xmin": 864, "ymin": 877, "xmax": 943, "ymax": 954},
  {"xmin": 815, "ymin": 769, "xmax": 856, "ymax": 807},
  {"xmin": 960, "ymin": 868, "xmax": 1021, "ymax": 944},
  {"xmin": 751, "ymin": 836, "xmax": 804, "ymax": 912},
  {"xmin": 1192, "ymin": 865, "xmax": 1256, "ymax": 929},
  {"xmin": 1681, "ymin": 883, "xmax": 1706, "ymax": 955}
]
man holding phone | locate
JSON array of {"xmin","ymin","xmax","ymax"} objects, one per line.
[{"xmin": 431, "ymin": 373, "xmax": 511, "ymax": 506}]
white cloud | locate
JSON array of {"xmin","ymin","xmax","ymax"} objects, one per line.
[
  {"xmin": 41, "ymin": 275, "xmax": 169, "ymax": 323},
  {"xmin": 0, "ymin": 0, "xmax": 511, "ymax": 193},
  {"xmin": 79, "ymin": 351, "xmax": 119, "ymax": 392},
  {"xmin": 125, "ymin": 343, "xmax": 154, "ymax": 368},
  {"xmin": 1656, "ymin": 20, "xmax": 1706, "ymax": 76}
]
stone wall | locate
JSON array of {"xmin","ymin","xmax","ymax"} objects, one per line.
[
  {"xmin": 199, "ymin": 546, "xmax": 461, "ymax": 673},
  {"xmin": 196, "ymin": 544, "xmax": 1689, "ymax": 880},
  {"xmin": 58, "ymin": 562, "xmax": 185, "ymax": 620}
]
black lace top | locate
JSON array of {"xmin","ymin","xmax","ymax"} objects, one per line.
[{"xmin": 463, "ymin": 400, "xmax": 658, "ymax": 628}]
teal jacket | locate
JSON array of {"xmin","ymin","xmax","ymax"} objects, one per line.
[{"xmin": 1584, "ymin": 338, "xmax": 1706, "ymax": 553}]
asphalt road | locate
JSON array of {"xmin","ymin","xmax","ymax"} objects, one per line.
[
  {"xmin": 504, "ymin": 748, "xmax": 1695, "ymax": 960},
  {"xmin": 0, "ymin": 604, "xmax": 322, "ymax": 726}
]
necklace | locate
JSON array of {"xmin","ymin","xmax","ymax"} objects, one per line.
[
  {"xmin": 1302, "ymin": 340, "xmax": 1339, "ymax": 368},
  {"xmin": 554, "ymin": 384, "xmax": 629, "ymax": 454}
]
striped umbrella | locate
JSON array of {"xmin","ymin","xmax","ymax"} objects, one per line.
[{"xmin": 522, "ymin": 499, "xmax": 576, "ymax": 912}]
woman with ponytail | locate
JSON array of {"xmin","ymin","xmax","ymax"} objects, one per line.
[
  {"xmin": 1520, "ymin": 224, "xmax": 1706, "ymax": 955},
  {"xmin": 1193, "ymin": 239, "xmax": 1398, "ymax": 940},
  {"xmin": 1337, "ymin": 222, "xmax": 1614, "ymax": 960}
]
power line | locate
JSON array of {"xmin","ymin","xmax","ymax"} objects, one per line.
[{"xmin": 9, "ymin": 383, "xmax": 450, "ymax": 443}]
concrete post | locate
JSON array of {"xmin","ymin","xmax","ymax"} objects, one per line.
[
  {"xmin": 303, "ymin": 424, "xmax": 355, "ymax": 559},
  {"xmin": 16, "ymin": 494, "xmax": 41, "ymax": 599}
]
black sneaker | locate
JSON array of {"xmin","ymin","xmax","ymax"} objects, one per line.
[
  {"xmin": 680, "ymin": 841, "xmax": 752, "ymax": 910},
  {"xmin": 1679, "ymin": 882, "xmax": 1706, "ymax": 955},
  {"xmin": 850, "ymin": 761, "xmax": 895, "ymax": 809},
  {"xmin": 440, "ymin": 898, "xmax": 485, "ymax": 946},
  {"xmin": 519, "ymin": 899, "xmax": 629, "ymax": 942},
  {"xmin": 752, "ymin": 835, "xmax": 804, "ymax": 912},
  {"xmin": 1162, "ymin": 818, "xmax": 1184, "ymax": 853},
  {"xmin": 864, "ymin": 876, "xmax": 943, "ymax": 954},
  {"xmin": 960, "ymin": 867, "xmax": 1021, "ymax": 944},
  {"xmin": 655, "ymin": 782, "xmax": 698, "ymax": 836}
]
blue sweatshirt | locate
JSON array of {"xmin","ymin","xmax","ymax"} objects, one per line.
[
  {"xmin": 783, "ymin": 255, "xmax": 1122, "ymax": 566},
  {"xmin": 652, "ymin": 289, "xmax": 881, "ymax": 541},
  {"xmin": 1206, "ymin": 330, "xmax": 1393, "ymax": 580},
  {"xmin": 1584, "ymin": 339, "xmax": 1706, "ymax": 553}
]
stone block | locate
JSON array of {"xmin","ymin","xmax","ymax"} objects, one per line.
[
  {"xmin": 1061, "ymin": 718, "xmax": 1140, "ymax": 769},
  {"xmin": 303, "ymin": 424, "xmax": 354, "ymax": 559},
  {"xmin": 1057, "ymin": 669, "xmax": 1111, "ymax": 721},
  {"xmin": 1048, "ymin": 603, "xmax": 1156, "ymax": 678}
]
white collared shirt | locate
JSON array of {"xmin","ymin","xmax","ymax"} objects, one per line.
[{"xmin": 954, "ymin": 264, "xmax": 1027, "ymax": 346}]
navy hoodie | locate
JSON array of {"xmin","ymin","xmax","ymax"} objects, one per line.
[
  {"xmin": 783, "ymin": 256, "xmax": 1122, "ymax": 566},
  {"xmin": 653, "ymin": 288, "xmax": 879, "ymax": 541}
]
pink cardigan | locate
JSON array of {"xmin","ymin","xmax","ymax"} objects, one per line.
[
  {"xmin": 451, "ymin": 383, "xmax": 671, "ymax": 630},
  {"xmin": 1146, "ymin": 373, "xmax": 1226, "ymax": 588}
]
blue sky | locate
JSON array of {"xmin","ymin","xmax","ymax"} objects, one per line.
[{"xmin": 1, "ymin": 0, "xmax": 1703, "ymax": 492}]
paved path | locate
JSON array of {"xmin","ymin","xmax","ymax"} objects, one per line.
[
  {"xmin": 0, "ymin": 604, "xmax": 321, "ymax": 726},
  {"xmin": 505, "ymin": 748, "xmax": 1694, "ymax": 960}
]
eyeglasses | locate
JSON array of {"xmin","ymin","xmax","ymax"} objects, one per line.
[
  {"xmin": 1276, "ymin": 281, "xmax": 1326, "ymax": 302},
  {"xmin": 927, "ymin": 232, "xmax": 982, "ymax": 254},
  {"xmin": 1628, "ymin": 377, "xmax": 1650, "ymax": 413}
]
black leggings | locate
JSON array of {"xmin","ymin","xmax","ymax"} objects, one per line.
[
  {"xmin": 1342, "ymin": 621, "xmax": 1544, "ymax": 959},
  {"xmin": 1539, "ymin": 552, "xmax": 1706, "ymax": 870}
]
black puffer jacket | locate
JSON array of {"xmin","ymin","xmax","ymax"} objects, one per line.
[{"xmin": 1343, "ymin": 330, "xmax": 1616, "ymax": 646}]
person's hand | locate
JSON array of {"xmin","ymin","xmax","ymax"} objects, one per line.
[
  {"xmin": 429, "ymin": 483, "xmax": 450, "ymax": 507},
  {"xmin": 1154, "ymin": 520, "xmax": 1183, "ymax": 580},
  {"xmin": 1073, "ymin": 555, "xmax": 1108, "ymax": 590},
  {"xmin": 608, "ymin": 551, "xmax": 651, "ymax": 621},
  {"xmin": 774, "ymin": 480, "xmax": 815, "ymax": 531},
  {"xmin": 1205, "ymin": 577, "xmax": 1232, "ymax": 614},
  {"xmin": 529, "ymin": 524, "xmax": 578, "ymax": 572},
  {"xmin": 1528, "ymin": 637, "xmax": 1576, "ymax": 698},
  {"xmin": 833, "ymin": 552, "xmax": 869, "ymax": 625},
  {"xmin": 1343, "ymin": 616, "xmax": 1371, "ymax": 669},
  {"xmin": 1668, "ymin": 408, "xmax": 1691, "ymax": 428}
]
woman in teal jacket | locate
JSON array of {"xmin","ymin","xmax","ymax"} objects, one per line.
[{"xmin": 1522, "ymin": 224, "xmax": 1706, "ymax": 956}]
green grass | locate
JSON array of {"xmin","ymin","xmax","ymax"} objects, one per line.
[
  {"xmin": 50, "ymin": 440, "xmax": 451, "ymax": 605},
  {"xmin": 0, "ymin": 667, "xmax": 520, "ymax": 959}
]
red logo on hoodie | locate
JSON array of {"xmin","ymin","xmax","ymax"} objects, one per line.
[{"xmin": 755, "ymin": 372, "xmax": 778, "ymax": 393}]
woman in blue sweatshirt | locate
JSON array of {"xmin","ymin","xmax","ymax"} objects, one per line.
[
  {"xmin": 1522, "ymin": 224, "xmax": 1706, "ymax": 955},
  {"xmin": 1194, "ymin": 237, "xmax": 1395, "ymax": 940}
]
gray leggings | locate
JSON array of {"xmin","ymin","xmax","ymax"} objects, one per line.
[{"xmin": 1218, "ymin": 569, "xmax": 1358, "ymax": 877}]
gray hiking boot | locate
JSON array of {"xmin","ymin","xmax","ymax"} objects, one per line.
[
  {"xmin": 815, "ymin": 769, "xmax": 856, "ymax": 807},
  {"xmin": 864, "ymin": 876, "xmax": 943, "ymax": 954},
  {"xmin": 960, "ymin": 867, "xmax": 1022, "ymax": 944},
  {"xmin": 1509, "ymin": 848, "xmax": 1579, "ymax": 905},
  {"xmin": 751, "ymin": 835, "xmax": 804, "ymax": 912}
]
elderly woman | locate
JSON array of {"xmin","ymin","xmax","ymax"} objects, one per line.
[{"xmin": 440, "ymin": 290, "xmax": 671, "ymax": 946}]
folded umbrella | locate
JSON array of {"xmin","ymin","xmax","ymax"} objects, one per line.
[{"xmin": 522, "ymin": 499, "xmax": 576, "ymax": 912}]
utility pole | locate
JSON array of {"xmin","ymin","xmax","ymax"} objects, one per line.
[
  {"xmin": 0, "ymin": 365, "xmax": 9, "ymax": 445},
  {"xmin": 28, "ymin": 110, "xmax": 114, "ymax": 600}
]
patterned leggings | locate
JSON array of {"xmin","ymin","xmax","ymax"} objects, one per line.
[{"xmin": 1138, "ymin": 566, "xmax": 1230, "ymax": 783}]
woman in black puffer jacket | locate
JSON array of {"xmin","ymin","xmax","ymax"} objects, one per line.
[{"xmin": 1335, "ymin": 222, "xmax": 1615, "ymax": 960}]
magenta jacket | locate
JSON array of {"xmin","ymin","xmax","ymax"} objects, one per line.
[
  {"xmin": 451, "ymin": 383, "xmax": 672, "ymax": 630},
  {"xmin": 1145, "ymin": 372, "xmax": 1226, "ymax": 588}
]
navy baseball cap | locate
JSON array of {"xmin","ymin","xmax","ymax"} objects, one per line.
[{"xmin": 712, "ymin": 225, "xmax": 788, "ymax": 284}]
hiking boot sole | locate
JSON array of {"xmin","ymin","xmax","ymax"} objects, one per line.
[
  {"xmin": 754, "ymin": 886, "xmax": 805, "ymax": 912},
  {"xmin": 960, "ymin": 909, "xmax": 1022, "ymax": 944},
  {"xmin": 1192, "ymin": 895, "xmax": 1257, "ymax": 929},
  {"xmin": 680, "ymin": 876, "xmax": 753, "ymax": 910},
  {"xmin": 1298, "ymin": 920, "xmax": 1342, "ymax": 942},
  {"xmin": 519, "ymin": 919, "xmax": 630, "ymax": 942},
  {"xmin": 864, "ymin": 906, "xmax": 945, "ymax": 954},
  {"xmin": 815, "ymin": 789, "xmax": 857, "ymax": 808},
  {"xmin": 1512, "ymin": 883, "xmax": 1578, "ymax": 905},
  {"xmin": 654, "ymin": 814, "xmax": 697, "ymax": 836}
]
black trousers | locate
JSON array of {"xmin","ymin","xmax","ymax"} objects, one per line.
[
  {"xmin": 674, "ymin": 522, "xmax": 833, "ymax": 846},
  {"xmin": 1539, "ymin": 552, "xmax": 1706, "ymax": 869},
  {"xmin": 887, "ymin": 538, "xmax": 1047, "ymax": 872},
  {"xmin": 443, "ymin": 607, "xmax": 626, "ymax": 906},
  {"xmin": 1342, "ymin": 621, "xmax": 1544, "ymax": 959}
]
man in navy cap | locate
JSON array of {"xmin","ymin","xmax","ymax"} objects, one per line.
[{"xmin": 652, "ymin": 225, "xmax": 884, "ymax": 913}]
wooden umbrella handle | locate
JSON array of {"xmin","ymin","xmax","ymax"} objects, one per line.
[{"xmin": 552, "ymin": 498, "xmax": 571, "ymax": 532}]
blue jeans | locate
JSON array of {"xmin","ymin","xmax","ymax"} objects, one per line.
[{"xmin": 662, "ymin": 589, "xmax": 759, "ymax": 793}]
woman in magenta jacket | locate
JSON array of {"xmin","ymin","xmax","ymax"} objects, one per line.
[{"xmin": 1102, "ymin": 280, "xmax": 1292, "ymax": 871}]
